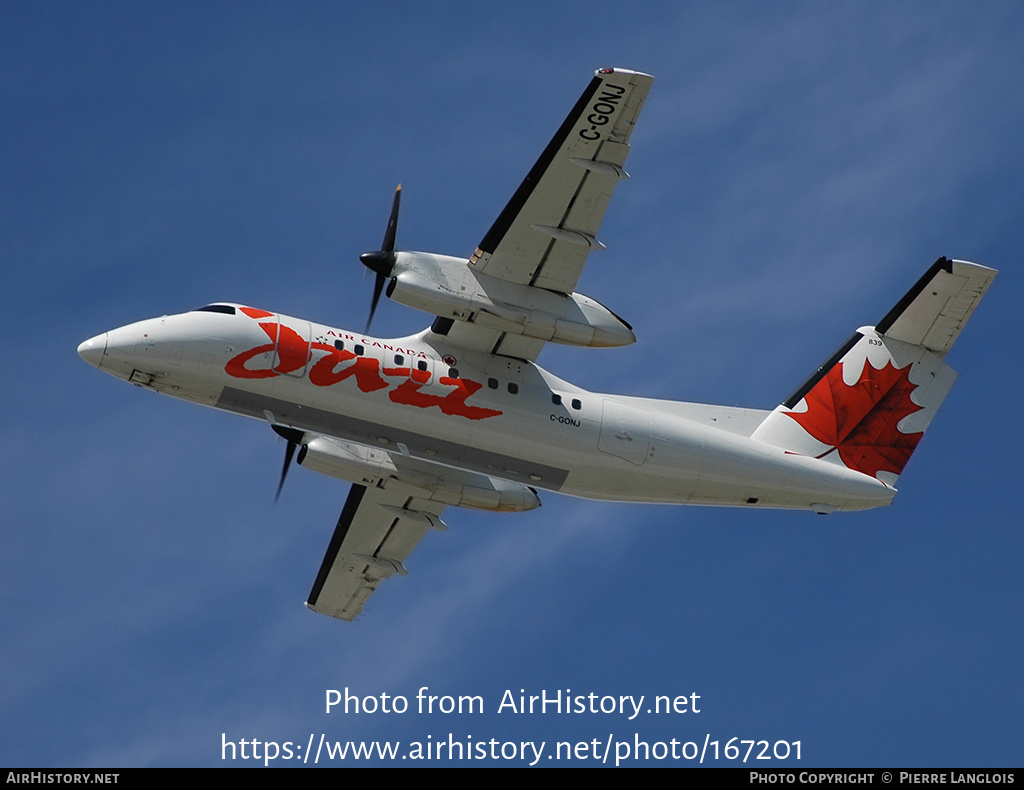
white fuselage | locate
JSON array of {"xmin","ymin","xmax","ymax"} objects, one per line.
[{"xmin": 78, "ymin": 305, "xmax": 895, "ymax": 513}]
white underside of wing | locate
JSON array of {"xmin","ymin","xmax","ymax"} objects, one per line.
[{"xmin": 306, "ymin": 485, "xmax": 446, "ymax": 621}]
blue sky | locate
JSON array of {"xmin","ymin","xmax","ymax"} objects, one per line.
[{"xmin": 3, "ymin": 2, "xmax": 1022, "ymax": 767}]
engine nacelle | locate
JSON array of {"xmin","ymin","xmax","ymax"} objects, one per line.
[
  {"xmin": 386, "ymin": 251, "xmax": 634, "ymax": 348},
  {"xmin": 298, "ymin": 437, "xmax": 395, "ymax": 485},
  {"xmin": 298, "ymin": 436, "xmax": 541, "ymax": 513}
]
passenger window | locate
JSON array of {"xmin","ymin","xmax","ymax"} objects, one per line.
[
  {"xmin": 354, "ymin": 344, "xmax": 364, "ymax": 356},
  {"xmin": 488, "ymin": 378, "xmax": 498, "ymax": 389},
  {"xmin": 394, "ymin": 354, "xmax": 404, "ymax": 365},
  {"xmin": 334, "ymin": 340, "xmax": 345, "ymax": 351},
  {"xmin": 417, "ymin": 360, "xmax": 428, "ymax": 371},
  {"xmin": 571, "ymin": 398, "xmax": 581, "ymax": 410},
  {"xmin": 448, "ymin": 368, "xmax": 459, "ymax": 379},
  {"xmin": 508, "ymin": 382, "xmax": 519, "ymax": 394},
  {"xmin": 551, "ymin": 394, "xmax": 562, "ymax": 405}
]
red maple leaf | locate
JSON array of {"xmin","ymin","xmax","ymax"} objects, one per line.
[{"xmin": 786, "ymin": 358, "xmax": 924, "ymax": 478}]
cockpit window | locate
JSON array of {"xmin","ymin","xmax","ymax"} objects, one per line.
[{"xmin": 194, "ymin": 304, "xmax": 236, "ymax": 315}]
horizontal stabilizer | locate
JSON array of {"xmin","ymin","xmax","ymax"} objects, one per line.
[{"xmin": 875, "ymin": 257, "xmax": 996, "ymax": 354}]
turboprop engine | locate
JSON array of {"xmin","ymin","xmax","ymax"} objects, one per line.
[
  {"xmin": 385, "ymin": 251, "xmax": 634, "ymax": 348},
  {"xmin": 357, "ymin": 185, "xmax": 634, "ymax": 347}
]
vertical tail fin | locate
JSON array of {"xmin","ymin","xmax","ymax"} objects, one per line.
[{"xmin": 751, "ymin": 258, "xmax": 996, "ymax": 486}]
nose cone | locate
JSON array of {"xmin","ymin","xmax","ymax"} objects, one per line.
[{"xmin": 77, "ymin": 334, "xmax": 106, "ymax": 368}]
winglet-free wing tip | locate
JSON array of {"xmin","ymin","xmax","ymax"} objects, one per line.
[
  {"xmin": 596, "ymin": 66, "xmax": 654, "ymax": 79},
  {"xmin": 304, "ymin": 600, "xmax": 357, "ymax": 622},
  {"xmin": 950, "ymin": 257, "xmax": 997, "ymax": 276}
]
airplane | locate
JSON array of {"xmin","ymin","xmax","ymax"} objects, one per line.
[{"xmin": 78, "ymin": 68, "xmax": 996, "ymax": 622}]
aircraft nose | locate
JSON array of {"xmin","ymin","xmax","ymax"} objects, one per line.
[{"xmin": 77, "ymin": 334, "xmax": 107, "ymax": 368}]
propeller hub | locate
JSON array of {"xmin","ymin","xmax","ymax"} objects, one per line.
[{"xmin": 360, "ymin": 250, "xmax": 397, "ymax": 278}]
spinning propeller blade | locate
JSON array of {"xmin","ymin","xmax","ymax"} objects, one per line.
[
  {"xmin": 271, "ymin": 425, "xmax": 305, "ymax": 502},
  {"xmin": 359, "ymin": 185, "xmax": 401, "ymax": 333}
]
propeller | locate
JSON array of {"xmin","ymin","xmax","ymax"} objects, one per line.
[
  {"xmin": 359, "ymin": 184, "xmax": 401, "ymax": 333},
  {"xmin": 271, "ymin": 425, "xmax": 305, "ymax": 502}
]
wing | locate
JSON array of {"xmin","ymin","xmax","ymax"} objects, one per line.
[
  {"xmin": 306, "ymin": 483, "xmax": 446, "ymax": 621},
  {"xmin": 436, "ymin": 67, "xmax": 653, "ymax": 360},
  {"xmin": 470, "ymin": 67, "xmax": 653, "ymax": 291}
]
